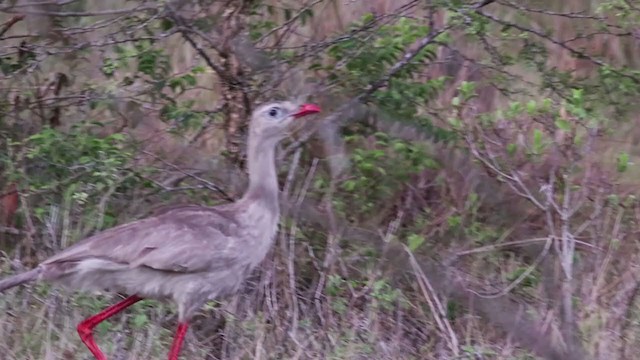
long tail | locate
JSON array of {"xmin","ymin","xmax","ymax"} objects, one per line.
[{"xmin": 0, "ymin": 267, "xmax": 41, "ymax": 292}]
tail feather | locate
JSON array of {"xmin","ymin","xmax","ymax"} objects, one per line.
[{"xmin": 0, "ymin": 267, "xmax": 41, "ymax": 292}]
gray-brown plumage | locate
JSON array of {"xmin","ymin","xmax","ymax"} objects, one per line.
[{"xmin": 0, "ymin": 101, "xmax": 321, "ymax": 360}]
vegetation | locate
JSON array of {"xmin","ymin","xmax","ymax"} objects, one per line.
[{"xmin": 1, "ymin": 0, "xmax": 640, "ymax": 359}]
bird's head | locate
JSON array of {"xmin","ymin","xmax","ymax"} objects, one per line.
[{"xmin": 250, "ymin": 101, "xmax": 321, "ymax": 142}]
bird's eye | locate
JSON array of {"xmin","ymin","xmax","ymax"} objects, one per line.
[{"xmin": 268, "ymin": 107, "xmax": 280, "ymax": 118}]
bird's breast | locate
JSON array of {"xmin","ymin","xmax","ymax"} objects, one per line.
[{"xmin": 239, "ymin": 208, "xmax": 279, "ymax": 267}]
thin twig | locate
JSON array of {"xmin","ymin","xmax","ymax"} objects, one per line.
[
  {"xmin": 467, "ymin": 236, "xmax": 552, "ymax": 299},
  {"xmin": 0, "ymin": 14, "xmax": 25, "ymax": 38},
  {"xmin": 0, "ymin": 5, "xmax": 157, "ymax": 17},
  {"xmin": 280, "ymin": 148, "xmax": 302, "ymax": 338},
  {"xmin": 455, "ymin": 236, "xmax": 601, "ymax": 256},
  {"xmin": 405, "ymin": 244, "xmax": 460, "ymax": 356},
  {"xmin": 476, "ymin": 9, "xmax": 639, "ymax": 84},
  {"xmin": 0, "ymin": 226, "xmax": 28, "ymax": 236},
  {"xmin": 140, "ymin": 150, "xmax": 234, "ymax": 202},
  {"xmin": 256, "ymin": 0, "xmax": 325, "ymax": 45}
]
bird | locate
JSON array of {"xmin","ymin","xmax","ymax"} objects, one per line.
[{"xmin": 0, "ymin": 100, "xmax": 321, "ymax": 360}]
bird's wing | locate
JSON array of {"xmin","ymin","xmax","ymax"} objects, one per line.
[{"xmin": 42, "ymin": 205, "xmax": 243, "ymax": 274}]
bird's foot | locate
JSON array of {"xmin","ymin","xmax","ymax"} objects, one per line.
[
  {"xmin": 76, "ymin": 295, "xmax": 142, "ymax": 360},
  {"xmin": 77, "ymin": 323, "xmax": 107, "ymax": 360}
]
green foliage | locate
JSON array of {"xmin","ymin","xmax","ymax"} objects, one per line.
[
  {"xmin": 248, "ymin": 19, "xmax": 277, "ymax": 40},
  {"xmin": 326, "ymin": 274, "xmax": 403, "ymax": 313},
  {"xmin": 0, "ymin": 43, "xmax": 36, "ymax": 76},
  {"xmin": 159, "ymin": 100, "xmax": 208, "ymax": 131},
  {"xmin": 594, "ymin": 65, "xmax": 640, "ymax": 117},
  {"xmin": 101, "ymin": 42, "xmax": 170, "ymax": 81},
  {"xmin": 506, "ymin": 266, "xmax": 540, "ymax": 289},
  {"xmin": 21, "ymin": 126, "xmax": 131, "ymax": 189},
  {"xmin": 617, "ymin": 152, "xmax": 630, "ymax": 173},
  {"xmin": 248, "ymin": 3, "xmax": 314, "ymax": 40},
  {"xmin": 336, "ymin": 132, "xmax": 437, "ymax": 219},
  {"xmin": 0, "ymin": 123, "xmax": 143, "ymax": 235},
  {"xmin": 370, "ymin": 279, "xmax": 403, "ymax": 310},
  {"xmin": 97, "ymin": 38, "xmax": 209, "ymax": 132},
  {"xmin": 518, "ymin": 40, "xmax": 548, "ymax": 72},
  {"xmin": 597, "ymin": 0, "xmax": 640, "ymax": 26},
  {"xmin": 407, "ymin": 233, "xmax": 425, "ymax": 252},
  {"xmin": 460, "ymin": 345, "xmax": 498, "ymax": 358},
  {"xmin": 168, "ymin": 72, "xmax": 198, "ymax": 94},
  {"xmin": 316, "ymin": 15, "xmax": 452, "ymax": 140}
]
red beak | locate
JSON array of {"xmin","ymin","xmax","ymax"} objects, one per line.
[{"xmin": 292, "ymin": 103, "xmax": 321, "ymax": 118}]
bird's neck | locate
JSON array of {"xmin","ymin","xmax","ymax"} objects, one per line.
[{"xmin": 241, "ymin": 133, "xmax": 280, "ymax": 207}]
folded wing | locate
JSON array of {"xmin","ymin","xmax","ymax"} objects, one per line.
[{"xmin": 42, "ymin": 206, "xmax": 242, "ymax": 274}]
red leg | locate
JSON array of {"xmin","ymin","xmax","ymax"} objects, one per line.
[
  {"xmin": 77, "ymin": 295, "xmax": 143, "ymax": 360},
  {"xmin": 168, "ymin": 322, "xmax": 189, "ymax": 360}
]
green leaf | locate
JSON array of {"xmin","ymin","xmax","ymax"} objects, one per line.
[
  {"xmin": 168, "ymin": 78, "xmax": 182, "ymax": 91},
  {"xmin": 407, "ymin": 234, "xmax": 425, "ymax": 252},
  {"xmin": 101, "ymin": 58, "xmax": 117, "ymax": 77},
  {"xmin": 160, "ymin": 19, "xmax": 174, "ymax": 31},
  {"xmin": 617, "ymin": 152, "xmax": 629, "ymax": 173},
  {"xmin": 555, "ymin": 119, "xmax": 571, "ymax": 131},
  {"xmin": 109, "ymin": 133, "xmax": 125, "ymax": 141},
  {"xmin": 508, "ymin": 101, "xmax": 523, "ymax": 116},
  {"xmin": 459, "ymin": 81, "xmax": 476, "ymax": 100},
  {"xmin": 447, "ymin": 215, "xmax": 461, "ymax": 228},
  {"xmin": 342, "ymin": 180, "xmax": 357, "ymax": 191},
  {"xmin": 313, "ymin": 178, "xmax": 325, "ymax": 190},
  {"xmin": 300, "ymin": 8, "xmax": 313, "ymax": 25},
  {"xmin": 362, "ymin": 12, "xmax": 375, "ymax": 24},
  {"xmin": 371, "ymin": 149, "xmax": 386, "ymax": 159},
  {"xmin": 526, "ymin": 100, "xmax": 537, "ymax": 115},
  {"xmin": 137, "ymin": 52, "xmax": 157, "ymax": 76},
  {"xmin": 448, "ymin": 117, "xmax": 462, "ymax": 129},
  {"xmin": 506, "ymin": 267, "xmax": 539, "ymax": 287},
  {"xmin": 132, "ymin": 313, "xmax": 148, "ymax": 328},
  {"xmin": 393, "ymin": 141, "xmax": 407, "ymax": 152},
  {"xmin": 571, "ymin": 88, "xmax": 584, "ymax": 104},
  {"xmin": 461, "ymin": 345, "xmax": 476, "ymax": 354},
  {"xmin": 541, "ymin": 98, "xmax": 552, "ymax": 112},
  {"xmin": 182, "ymin": 74, "xmax": 197, "ymax": 86},
  {"xmin": 532, "ymin": 129, "xmax": 544, "ymax": 154}
]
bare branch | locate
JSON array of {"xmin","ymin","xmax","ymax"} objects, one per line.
[
  {"xmin": 0, "ymin": 5, "xmax": 157, "ymax": 17},
  {"xmin": 466, "ymin": 236, "xmax": 552, "ymax": 299},
  {"xmin": 0, "ymin": 14, "xmax": 25, "ymax": 38},
  {"xmin": 476, "ymin": 9, "xmax": 639, "ymax": 84}
]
